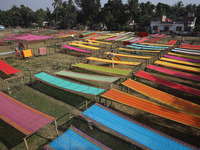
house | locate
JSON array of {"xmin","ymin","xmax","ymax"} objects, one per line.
[
  {"xmin": 150, "ymin": 15, "xmax": 196, "ymax": 35},
  {"xmin": 0, "ymin": 25, "xmax": 5, "ymax": 30},
  {"xmin": 43, "ymin": 21, "xmax": 50, "ymax": 27}
]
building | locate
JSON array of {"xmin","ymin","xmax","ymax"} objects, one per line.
[
  {"xmin": 0, "ymin": 25, "xmax": 5, "ymax": 30},
  {"xmin": 150, "ymin": 15, "xmax": 196, "ymax": 35}
]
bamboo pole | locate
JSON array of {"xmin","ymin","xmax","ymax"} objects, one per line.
[
  {"xmin": 54, "ymin": 120, "xmax": 59, "ymax": 137},
  {"xmin": 85, "ymin": 100, "xmax": 88, "ymax": 110},
  {"xmin": 4, "ymin": 80, "xmax": 10, "ymax": 94},
  {"xmin": 23, "ymin": 138, "xmax": 29, "ymax": 150}
]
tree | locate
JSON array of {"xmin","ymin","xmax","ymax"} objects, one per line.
[
  {"xmin": 52, "ymin": 0, "xmax": 63, "ymax": 28},
  {"xmin": 171, "ymin": 1, "xmax": 186, "ymax": 18},
  {"xmin": 155, "ymin": 2, "xmax": 170, "ymax": 17},
  {"xmin": 19, "ymin": 5, "xmax": 34, "ymax": 27},
  {"xmin": 45, "ymin": 7, "xmax": 53, "ymax": 25},
  {"xmin": 138, "ymin": 1, "xmax": 155, "ymax": 26},
  {"xmin": 60, "ymin": 0, "xmax": 78, "ymax": 28},
  {"xmin": 194, "ymin": 4, "xmax": 200, "ymax": 31},
  {"xmin": 127, "ymin": 0, "xmax": 139, "ymax": 23},
  {"xmin": 75, "ymin": 0, "xmax": 101, "ymax": 28},
  {"xmin": 101, "ymin": 0, "xmax": 126, "ymax": 30},
  {"xmin": 185, "ymin": 4, "xmax": 196, "ymax": 16},
  {"xmin": 0, "ymin": 10, "xmax": 12, "ymax": 27},
  {"xmin": 10, "ymin": 5, "xmax": 22, "ymax": 27},
  {"xmin": 52, "ymin": 0, "xmax": 63, "ymax": 9},
  {"xmin": 35, "ymin": 8, "xmax": 47, "ymax": 26}
]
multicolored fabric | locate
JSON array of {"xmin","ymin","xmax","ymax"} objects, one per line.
[
  {"xmin": 164, "ymin": 54, "xmax": 200, "ymax": 63},
  {"xmin": 38, "ymin": 47, "xmax": 47, "ymax": 55},
  {"xmin": 123, "ymin": 78, "xmax": 200, "ymax": 116},
  {"xmin": 55, "ymin": 70, "xmax": 119, "ymax": 83},
  {"xmin": 62, "ymin": 45, "xmax": 91, "ymax": 53},
  {"xmin": 81, "ymin": 103, "xmax": 197, "ymax": 150},
  {"xmin": 86, "ymin": 57, "xmax": 141, "ymax": 66},
  {"xmin": 72, "ymin": 63, "xmax": 132, "ymax": 76},
  {"xmin": 44, "ymin": 126, "xmax": 111, "ymax": 150},
  {"xmin": 155, "ymin": 60, "xmax": 200, "ymax": 73},
  {"xmin": 119, "ymin": 47, "xmax": 160, "ymax": 53},
  {"xmin": 135, "ymin": 70, "xmax": 200, "ymax": 97},
  {"xmin": 101, "ymin": 88, "xmax": 200, "ymax": 129},
  {"xmin": 33, "ymin": 72, "xmax": 105, "ymax": 96},
  {"xmin": 160, "ymin": 57, "xmax": 200, "ymax": 67},
  {"xmin": 69, "ymin": 43, "xmax": 100, "ymax": 50},
  {"xmin": 167, "ymin": 52, "xmax": 200, "ymax": 60},
  {"xmin": 0, "ymin": 59, "xmax": 20, "ymax": 75},
  {"xmin": 22, "ymin": 49, "xmax": 33, "ymax": 58},
  {"xmin": 146, "ymin": 64, "xmax": 200, "ymax": 81},
  {"xmin": 0, "ymin": 91, "xmax": 55, "ymax": 135},
  {"xmin": 104, "ymin": 52, "xmax": 151, "ymax": 59}
]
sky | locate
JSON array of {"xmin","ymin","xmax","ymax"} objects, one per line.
[{"xmin": 0, "ymin": 0, "xmax": 200, "ymax": 12}]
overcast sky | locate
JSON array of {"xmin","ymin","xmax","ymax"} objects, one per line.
[{"xmin": 0, "ymin": 0, "xmax": 200, "ymax": 12}]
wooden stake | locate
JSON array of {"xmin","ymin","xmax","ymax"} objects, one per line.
[
  {"xmin": 24, "ymin": 138, "xmax": 29, "ymax": 150},
  {"xmin": 54, "ymin": 120, "xmax": 59, "ymax": 137},
  {"xmin": 20, "ymin": 75, "xmax": 24, "ymax": 90},
  {"xmin": 85, "ymin": 100, "xmax": 88, "ymax": 110},
  {"xmin": 5, "ymin": 80, "xmax": 10, "ymax": 94}
]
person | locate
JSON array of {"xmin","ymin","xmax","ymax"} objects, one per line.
[
  {"xmin": 15, "ymin": 45, "xmax": 20, "ymax": 59},
  {"xmin": 109, "ymin": 50, "xmax": 115, "ymax": 68},
  {"xmin": 71, "ymin": 33, "xmax": 74, "ymax": 39},
  {"xmin": 109, "ymin": 50, "xmax": 114, "ymax": 60},
  {"xmin": 19, "ymin": 42, "xmax": 24, "ymax": 50}
]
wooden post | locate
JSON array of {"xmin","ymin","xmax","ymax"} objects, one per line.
[
  {"xmin": 85, "ymin": 100, "xmax": 88, "ymax": 110},
  {"xmin": 29, "ymin": 70, "xmax": 33, "ymax": 85},
  {"xmin": 5, "ymin": 80, "xmax": 10, "ymax": 95},
  {"xmin": 41, "ymin": 64, "xmax": 43, "ymax": 72},
  {"xmin": 24, "ymin": 138, "xmax": 29, "ymax": 150},
  {"xmin": 21, "ymin": 75, "xmax": 24, "ymax": 90},
  {"xmin": 19, "ymin": 75, "xmax": 23, "ymax": 90},
  {"xmin": 109, "ymin": 83, "xmax": 112, "ymax": 89},
  {"xmin": 99, "ymin": 97, "xmax": 101, "ymax": 103},
  {"xmin": 94, "ymin": 95, "xmax": 96, "ymax": 101},
  {"xmin": 54, "ymin": 120, "xmax": 59, "ymax": 137},
  {"xmin": 69, "ymin": 111, "xmax": 71, "ymax": 120}
]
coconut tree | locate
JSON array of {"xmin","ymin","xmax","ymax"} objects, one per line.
[
  {"xmin": 52, "ymin": 0, "xmax": 63, "ymax": 28},
  {"xmin": 60, "ymin": 0, "xmax": 78, "ymax": 29}
]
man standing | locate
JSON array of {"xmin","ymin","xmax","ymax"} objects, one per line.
[
  {"xmin": 71, "ymin": 34, "xmax": 74, "ymax": 40},
  {"xmin": 109, "ymin": 50, "xmax": 115, "ymax": 68}
]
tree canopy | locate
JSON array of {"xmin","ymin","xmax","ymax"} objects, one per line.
[{"xmin": 0, "ymin": 0, "xmax": 199, "ymax": 31}]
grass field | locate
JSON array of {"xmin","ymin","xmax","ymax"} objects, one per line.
[{"xmin": 0, "ymin": 29, "xmax": 200, "ymax": 150}]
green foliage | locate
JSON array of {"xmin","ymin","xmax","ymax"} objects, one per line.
[
  {"xmin": 75, "ymin": 0, "xmax": 101, "ymax": 28},
  {"xmin": 34, "ymin": 8, "xmax": 47, "ymax": 26},
  {"xmin": 59, "ymin": 0, "xmax": 78, "ymax": 29},
  {"xmin": 0, "ymin": 1, "xmax": 200, "ymax": 31},
  {"xmin": 122, "ymin": 24, "xmax": 134, "ymax": 32},
  {"xmin": 101, "ymin": 0, "xmax": 127, "ymax": 30},
  {"xmin": 194, "ymin": 24, "xmax": 200, "ymax": 32}
]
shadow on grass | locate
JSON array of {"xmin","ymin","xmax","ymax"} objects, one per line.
[
  {"xmin": 0, "ymin": 120, "xmax": 25, "ymax": 149},
  {"xmin": 29, "ymin": 81, "xmax": 92, "ymax": 107},
  {"xmin": 35, "ymin": 134, "xmax": 53, "ymax": 150}
]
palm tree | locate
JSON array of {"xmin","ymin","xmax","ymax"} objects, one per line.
[
  {"xmin": 52, "ymin": 0, "xmax": 63, "ymax": 28},
  {"xmin": 10, "ymin": 5, "xmax": 21, "ymax": 16},
  {"xmin": 52, "ymin": 0, "xmax": 63, "ymax": 9}
]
